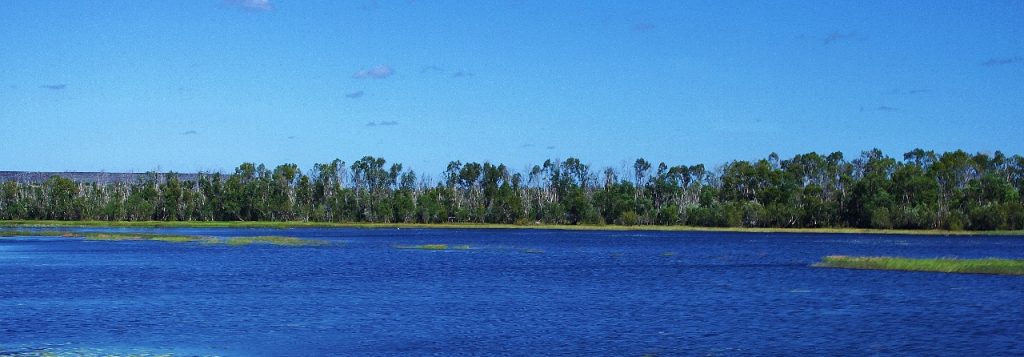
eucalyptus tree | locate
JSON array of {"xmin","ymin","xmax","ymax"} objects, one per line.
[{"xmin": 1, "ymin": 149, "xmax": 1022, "ymax": 231}]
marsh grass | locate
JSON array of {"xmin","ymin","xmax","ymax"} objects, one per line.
[
  {"xmin": 0, "ymin": 230, "xmax": 70, "ymax": 237},
  {"xmin": 521, "ymin": 248, "xmax": 545, "ymax": 254},
  {"xmin": 815, "ymin": 255, "xmax": 1024, "ymax": 275},
  {"xmin": 223, "ymin": 236, "xmax": 330, "ymax": 247},
  {"xmin": 394, "ymin": 244, "xmax": 450, "ymax": 250},
  {"xmin": 391, "ymin": 244, "xmax": 477, "ymax": 251},
  {"xmin": 0, "ymin": 230, "xmax": 327, "ymax": 247},
  {"xmin": 82, "ymin": 232, "xmax": 207, "ymax": 243}
]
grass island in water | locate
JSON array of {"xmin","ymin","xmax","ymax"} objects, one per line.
[{"xmin": 815, "ymin": 255, "xmax": 1024, "ymax": 275}]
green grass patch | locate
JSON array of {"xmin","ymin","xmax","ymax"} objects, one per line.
[
  {"xmin": 392, "ymin": 243, "xmax": 476, "ymax": 251},
  {"xmin": 0, "ymin": 229, "xmax": 327, "ymax": 247},
  {"xmin": 81, "ymin": 232, "xmax": 207, "ymax": 243},
  {"xmin": 394, "ymin": 244, "xmax": 449, "ymax": 250},
  {"xmin": 0, "ymin": 230, "xmax": 73, "ymax": 237},
  {"xmin": 148, "ymin": 235, "xmax": 202, "ymax": 243},
  {"xmin": 83, "ymin": 233, "xmax": 139, "ymax": 241},
  {"xmin": 815, "ymin": 255, "xmax": 1024, "ymax": 275},
  {"xmin": 223, "ymin": 236, "xmax": 330, "ymax": 247}
]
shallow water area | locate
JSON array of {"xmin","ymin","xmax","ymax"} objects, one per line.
[{"xmin": 1, "ymin": 227, "xmax": 1023, "ymax": 355}]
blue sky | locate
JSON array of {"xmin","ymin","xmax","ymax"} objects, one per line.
[{"xmin": 1, "ymin": 1, "xmax": 1021, "ymax": 177}]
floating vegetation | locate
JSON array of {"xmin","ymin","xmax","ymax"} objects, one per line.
[
  {"xmin": 149, "ymin": 235, "xmax": 205, "ymax": 243},
  {"xmin": 81, "ymin": 232, "xmax": 221, "ymax": 244},
  {"xmin": 222, "ymin": 236, "xmax": 330, "ymax": 247},
  {"xmin": 521, "ymin": 248, "xmax": 545, "ymax": 254},
  {"xmin": 815, "ymin": 255, "xmax": 1024, "ymax": 275},
  {"xmin": 0, "ymin": 230, "xmax": 70, "ymax": 238},
  {"xmin": 661, "ymin": 252, "xmax": 676, "ymax": 257},
  {"xmin": 0, "ymin": 230, "xmax": 328, "ymax": 248},
  {"xmin": 394, "ymin": 244, "xmax": 450, "ymax": 250},
  {"xmin": 391, "ymin": 244, "xmax": 477, "ymax": 251}
]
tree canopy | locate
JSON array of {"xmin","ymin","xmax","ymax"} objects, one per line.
[{"xmin": 2, "ymin": 149, "xmax": 1022, "ymax": 231}]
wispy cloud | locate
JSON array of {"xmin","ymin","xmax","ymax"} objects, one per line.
[
  {"xmin": 345, "ymin": 90, "xmax": 365, "ymax": 99},
  {"xmin": 451, "ymin": 71, "xmax": 474, "ymax": 78},
  {"xmin": 224, "ymin": 0, "xmax": 273, "ymax": 11},
  {"xmin": 823, "ymin": 32, "xmax": 858, "ymax": 45},
  {"xmin": 353, "ymin": 65, "xmax": 394, "ymax": 79},
  {"xmin": 182, "ymin": 130, "xmax": 198, "ymax": 135},
  {"xmin": 632, "ymin": 23, "xmax": 657, "ymax": 32},
  {"xmin": 366, "ymin": 120, "xmax": 399, "ymax": 127},
  {"xmin": 421, "ymin": 65, "xmax": 443, "ymax": 73},
  {"xmin": 982, "ymin": 57, "xmax": 1023, "ymax": 66},
  {"xmin": 40, "ymin": 84, "xmax": 66, "ymax": 90}
]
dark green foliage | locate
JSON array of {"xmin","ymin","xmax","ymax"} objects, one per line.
[{"xmin": 2, "ymin": 148, "xmax": 1023, "ymax": 231}]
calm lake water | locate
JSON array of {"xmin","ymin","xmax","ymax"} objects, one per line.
[{"xmin": 1, "ymin": 227, "xmax": 1022, "ymax": 356}]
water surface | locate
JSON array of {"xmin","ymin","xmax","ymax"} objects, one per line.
[{"xmin": 1, "ymin": 228, "xmax": 1022, "ymax": 355}]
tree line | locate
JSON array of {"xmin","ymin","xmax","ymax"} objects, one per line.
[{"xmin": 2, "ymin": 148, "xmax": 1023, "ymax": 230}]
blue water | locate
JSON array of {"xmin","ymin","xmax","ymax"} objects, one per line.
[{"xmin": 1, "ymin": 228, "xmax": 1022, "ymax": 356}]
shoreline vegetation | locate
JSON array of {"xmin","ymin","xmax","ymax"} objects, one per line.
[
  {"xmin": 2, "ymin": 149, "xmax": 1023, "ymax": 232},
  {"xmin": 1, "ymin": 219, "xmax": 1023, "ymax": 236},
  {"xmin": 815, "ymin": 255, "xmax": 1024, "ymax": 275}
]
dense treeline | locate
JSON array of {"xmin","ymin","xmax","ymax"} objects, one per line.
[{"xmin": 2, "ymin": 149, "xmax": 1023, "ymax": 230}]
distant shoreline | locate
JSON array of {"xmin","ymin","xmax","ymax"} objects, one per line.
[{"xmin": 2, "ymin": 220, "xmax": 1022, "ymax": 236}]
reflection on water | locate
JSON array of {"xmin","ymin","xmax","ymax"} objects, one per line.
[{"xmin": 1, "ymin": 228, "xmax": 1022, "ymax": 356}]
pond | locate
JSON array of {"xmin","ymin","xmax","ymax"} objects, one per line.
[{"xmin": 1, "ymin": 227, "xmax": 1022, "ymax": 356}]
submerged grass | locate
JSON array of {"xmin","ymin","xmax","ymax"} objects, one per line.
[{"xmin": 815, "ymin": 255, "xmax": 1024, "ymax": 275}]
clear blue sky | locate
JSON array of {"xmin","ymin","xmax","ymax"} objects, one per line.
[{"xmin": 1, "ymin": 1, "xmax": 1022, "ymax": 177}]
